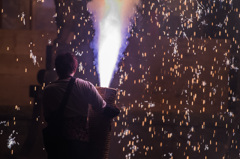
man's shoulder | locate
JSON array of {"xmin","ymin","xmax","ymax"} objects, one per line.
[
  {"xmin": 75, "ymin": 78, "xmax": 92, "ymax": 86},
  {"xmin": 43, "ymin": 83, "xmax": 55, "ymax": 94},
  {"xmin": 75, "ymin": 78, "xmax": 95, "ymax": 89},
  {"xmin": 45, "ymin": 81, "xmax": 58, "ymax": 88},
  {"xmin": 44, "ymin": 80, "xmax": 62, "ymax": 92},
  {"xmin": 75, "ymin": 78, "xmax": 85, "ymax": 83}
]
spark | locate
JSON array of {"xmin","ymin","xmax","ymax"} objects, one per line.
[
  {"xmin": 7, "ymin": 130, "xmax": 19, "ymax": 149},
  {"xmin": 18, "ymin": 12, "xmax": 26, "ymax": 25},
  {"xmin": 30, "ymin": 50, "xmax": 37, "ymax": 65},
  {"xmin": 48, "ymin": 39, "xmax": 52, "ymax": 45},
  {"xmin": 75, "ymin": 50, "xmax": 83, "ymax": 56}
]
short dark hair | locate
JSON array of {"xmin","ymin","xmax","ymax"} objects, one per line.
[{"xmin": 55, "ymin": 53, "xmax": 78, "ymax": 78}]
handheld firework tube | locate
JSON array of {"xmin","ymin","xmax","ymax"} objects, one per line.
[{"xmin": 89, "ymin": 87, "xmax": 117, "ymax": 159}]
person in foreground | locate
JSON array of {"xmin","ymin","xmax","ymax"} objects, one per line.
[{"xmin": 42, "ymin": 52, "xmax": 119, "ymax": 159}]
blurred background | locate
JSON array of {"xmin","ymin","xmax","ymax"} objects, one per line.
[{"xmin": 0, "ymin": 0, "xmax": 240, "ymax": 158}]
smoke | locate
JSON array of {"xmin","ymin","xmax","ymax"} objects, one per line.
[
  {"xmin": 121, "ymin": 0, "xmax": 140, "ymax": 26},
  {"xmin": 88, "ymin": 0, "xmax": 140, "ymax": 87}
]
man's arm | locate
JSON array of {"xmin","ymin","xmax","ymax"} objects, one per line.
[
  {"xmin": 86, "ymin": 82, "xmax": 106, "ymax": 112},
  {"xmin": 85, "ymin": 81, "xmax": 120, "ymax": 118}
]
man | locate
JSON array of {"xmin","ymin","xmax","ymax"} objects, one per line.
[{"xmin": 43, "ymin": 52, "xmax": 119, "ymax": 159}]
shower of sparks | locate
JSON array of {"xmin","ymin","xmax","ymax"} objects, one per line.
[{"xmin": 3, "ymin": 0, "xmax": 240, "ymax": 158}]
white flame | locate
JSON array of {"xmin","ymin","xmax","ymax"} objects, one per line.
[
  {"xmin": 88, "ymin": 0, "xmax": 139, "ymax": 87},
  {"xmin": 98, "ymin": 0, "xmax": 122, "ymax": 87}
]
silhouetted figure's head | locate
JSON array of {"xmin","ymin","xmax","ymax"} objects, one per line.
[{"xmin": 55, "ymin": 52, "xmax": 78, "ymax": 79}]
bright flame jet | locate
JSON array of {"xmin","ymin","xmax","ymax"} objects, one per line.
[
  {"xmin": 88, "ymin": 0, "xmax": 139, "ymax": 87},
  {"xmin": 98, "ymin": 0, "xmax": 122, "ymax": 87}
]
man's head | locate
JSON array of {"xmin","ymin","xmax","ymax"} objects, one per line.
[{"xmin": 55, "ymin": 53, "xmax": 78, "ymax": 79}]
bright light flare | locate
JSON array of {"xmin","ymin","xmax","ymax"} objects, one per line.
[
  {"xmin": 88, "ymin": 0, "xmax": 139, "ymax": 87},
  {"xmin": 98, "ymin": 0, "xmax": 122, "ymax": 87}
]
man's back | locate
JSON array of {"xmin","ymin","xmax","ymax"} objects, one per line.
[{"xmin": 43, "ymin": 77, "xmax": 106, "ymax": 121}]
